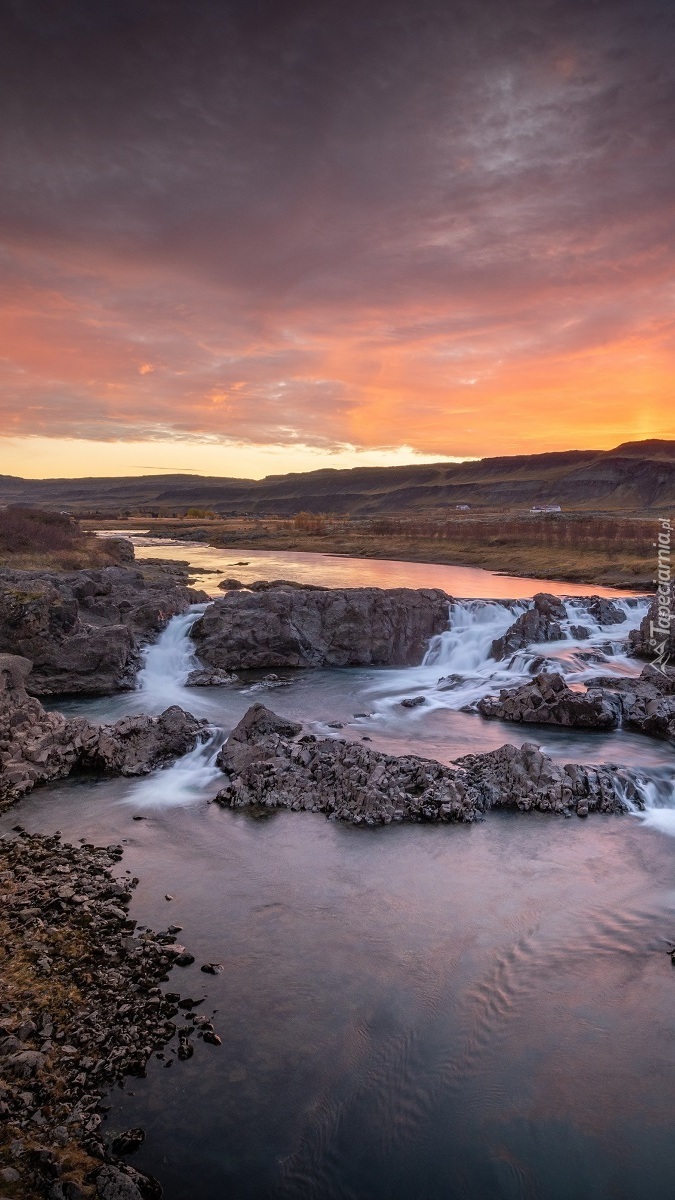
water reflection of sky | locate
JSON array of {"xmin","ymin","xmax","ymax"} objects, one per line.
[{"xmin": 107, "ymin": 534, "xmax": 646, "ymax": 600}]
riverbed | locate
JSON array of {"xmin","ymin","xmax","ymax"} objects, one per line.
[{"xmin": 4, "ymin": 543, "xmax": 675, "ymax": 1199}]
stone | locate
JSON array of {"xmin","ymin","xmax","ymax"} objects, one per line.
[
  {"xmin": 491, "ymin": 593, "xmax": 567, "ymax": 660},
  {"xmin": 190, "ymin": 586, "xmax": 452, "ymax": 670},
  {"xmin": 478, "ymin": 671, "xmax": 621, "ymax": 730},
  {"xmin": 95, "ymin": 1165, "xmax": 144, "ymax": 1200},
  {"xmin": 630, "ymin": 581, "xmax": 675, "ymax": 666},
  {"xmin": 400, "ymin": 696, "xmax": 426, "ymax": 708},
  {"xmin": 0, "ymin": 562, "xmax": 207, "ymax": 696},
  {"xmin": 185, "ymin": 667, "xmax": 238, "ymax": 687},
  {"xmin": 111, "ymin": 1128, "xmax": 145, "ymax": 1156}
]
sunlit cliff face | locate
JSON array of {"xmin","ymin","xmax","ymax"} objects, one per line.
[{"xmin": 0, "ymin": 0, "xmax": 673, "ymax": 478}]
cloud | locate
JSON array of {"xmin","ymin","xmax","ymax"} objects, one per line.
[{"xmin": 0, "ymin": 0, "xmax": 673, "ymax": 462}]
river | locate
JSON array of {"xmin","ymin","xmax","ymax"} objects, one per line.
[{"xmin": 3, "ymin": 541, "xmax": 675, "ymax": 1199}]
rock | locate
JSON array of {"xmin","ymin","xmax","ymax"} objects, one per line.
[
  {"xmin": 185, "ymin": 667, "xmax": 238, "ymax": 687},
  {"xmin": 174, "ymin": 953, "xmax": 195, "ymax": 967},
  {"xmin": 491, "ymin": 593, "xmax": 567, "ymax": 660},
  {"xmin": 111, "ymin": 1129, "xmax": 145, "ymax": 1156},
  {"xmin": 190, "ymin": 586, "xmax": 452, "ymax": 670},
  {"xmin": 0, "ymin": 563, "xmax": 207, "ymax": 695},
  {"xmin": 216, "ymin": 578, "xmax": 245, "ymax": 590},
  {"xmin": 456, "ymin": 742, "xmax": 635, "ymax": 816},
  {"xmin": 630, "ymin": 580, "xmax": 675, "ymax": 667},
  {"xmin": 0, "ymin": 1168, "xmax": 20, "ymax": 1183},
  {"xmin": 586, "ymin": 596, "xmax": 627, "ymax": 626},
  {"xmin": 215, "ymin": 705, "xmax": 481, "ymax": 825},
  {"xmin": 400, "ymin": 696, "xmax": 426, "ymax": 708},
  {"xmin": 202, "ymin": 1031, "xmax": 222, "ymax": 1045},
  {"xmin": 200, "ymin": 963, "xmax": 223, "ymax": 975},
  {"xmin": 0, "ymin": 658, "xmax": 205, "ymax": 806},
  {"xmin": 478, "ymin": 671, "xmax": 621, "ymax": 730},
  {"xmin": 96, "ymin": 1165, "xmax": 144, "ymax": 1200},
  {"xmin": 84, "ymin": 707, "xmax": 206, "ymax": 776},
  {"xmin": 588, "ymin": 664, "xmax": 675, "ymax": 743}
]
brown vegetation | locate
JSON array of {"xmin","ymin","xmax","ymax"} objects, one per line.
[{"xmin": 0, "ymin": 507, "xmax": 133, "ymax": 570}]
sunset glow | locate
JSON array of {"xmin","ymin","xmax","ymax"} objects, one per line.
[{"xmin": 0, "ymin": 0, "xmax": 673, "ymax": 477}]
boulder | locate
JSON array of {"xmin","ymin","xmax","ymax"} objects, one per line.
[
  {"xmin": 491, "ymin": 593, "xmax": 567, "ymax": 660},
  {"xmin": 457, "ymin": 742, "xmax": 638, "ymax": 815},
  {"xmin": 214, "ymin": 705, "xmax": 479, "ymax": 825},
  {"xmin": 586, "ymin": 596, "xmax": 627, "ymax": 626},
  {"xmin": 629, "ymin": 580, "xmax": 674, "ymax": 667},
  {"xmin": 191, "ymin": 586, "xmax": 451, "ymax": 670},
  {"xmin": 0, "ymin": 654, "xmax": 205, "ymax": 805},
  {"xmin": 0, "ymin": 564, "xmax": 208, "ymax": 695},
  {"xmin": 185, "ymin": 667, "xmax": 238, "ymax": 687},
  {"xmin": 478, "ymin": 671, "xmax": 620, "ymax": 729},
  {"xmin": 585, "ymin": 664, "xmax": 675, "ymax": 743}
]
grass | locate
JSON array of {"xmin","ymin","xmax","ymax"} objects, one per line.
[{"xmin": 0, "ymin": 506, "xmax": 133, "ymax": 571}]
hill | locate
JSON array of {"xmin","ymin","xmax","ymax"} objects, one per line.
[{"xmin": 1, "ymin": 440, "xmax": 674, "ymax": 515}]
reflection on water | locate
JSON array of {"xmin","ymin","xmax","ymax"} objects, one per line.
[
  {"xmin": 113, "ymin": 534, "xmax": 644, "ymax": 600},
  {"xmin": 3, "ymin": 789, "xmax": 675, "ymax": 1200}
]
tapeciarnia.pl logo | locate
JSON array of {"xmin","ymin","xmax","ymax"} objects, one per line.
[{"xmin": 649, "ymin": 517, "xmax": 672, "ymax": 673}]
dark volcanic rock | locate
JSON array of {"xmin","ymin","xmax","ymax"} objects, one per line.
[
  {"xmin": 586, "ymin": 596, "xmax": 627, "ymax": 626},
  {"xmin": 185, "ymin": 667, "xmax": 238, "ymax": 687},
  {"xmin": 585, "ymin": 664, "xmax": 675, "ymax": 743},
  {"xmin": 630, "ymin": 580, "xmax": 675, "ymax": 666},
  {"xmin": 478, "ymin": 671, "xmax": 621, "ymax": 729},
  {"xmin": 0, "ymin": 831, "xmax": 187, "ymax": 1198},
  {"xmin": 0, "ymin": 564, "xmax": 208, "ymax": 695},
  {"xmin": 491, "ymin": 593, "xmax": 567, "ymax": 660},
  {"xmin": 191, "ymin": 586, "xmax": 451, "ymax": 670},
  {"xmin": 213, "ymin": 704, "xmax": 640, "ymax": 824},
  {"xmin": 457, "ymin": 742, "xmax": 638, "ymax": 815},
  {"xmin": 215, "ymin": 705, "xmax": 478, "ymax": 825},
  {"xmin": 0, "ymin": 654, "xmax": 205, "ymax": 806}
]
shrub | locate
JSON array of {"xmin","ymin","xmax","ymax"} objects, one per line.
[{"xmin": 0, "ymin": 507, "xmax": 85, "ymax": 554}]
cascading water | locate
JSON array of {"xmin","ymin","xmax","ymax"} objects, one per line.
[
  {"xmin": 364, "ymin": 594, "xmax": 651, "ymax": 717},
  {"xmin": 123, "ymin": 604, "xmax": 226, "ymax": 807},
  {"xmin": 135, "ymin": 605, "xmax": 208, "ymax": 711},
  {"xmin": 615, "ymin": 768, "xmax": 675, "ymax": 837}
]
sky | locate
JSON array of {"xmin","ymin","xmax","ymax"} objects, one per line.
[{"xmin": 0, "ymin": 0, "xmax": 673, "ymax": 480}]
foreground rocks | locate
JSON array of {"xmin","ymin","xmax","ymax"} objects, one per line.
[
  {"xmin": 478, "ymin": 664, "xmax": 675, "ymax": 743},
  {"xmin": 457, "ymin": 742, "xmax": 641, "ymax": 817},
  {"xmin": 478, "ymin": 671, "xmax": 621, "ymax": 729},
  {"xmin": 191, "ymin": 586, "xmax": 452, "ymax": 670},
  {"xmin": 0, "ymin": 654, "xmax": 205, "ymax": 809},
  {"xmin": 0, "ymin": 562, "xmax": 207, "ymax": 696},
  {"xmin": 0, "ymin": 830, "xmax": 187, "ymax": 1198},
  {"xmin": 213, "ymin": 704, "xmax": 641, "ymax": 824}
]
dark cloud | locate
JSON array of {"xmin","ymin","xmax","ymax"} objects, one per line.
[{"xmin": 0, "ymin": 0, "xmax": 673, "ymax": 453}]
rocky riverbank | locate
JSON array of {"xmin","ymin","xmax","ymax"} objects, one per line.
[
  {"xmin": 213, "ymin": 704, "xmax": 643, "ymax": 823},
  {"xmin": 0, "ymin": 560, "xmax": 207, "ymax": 697},
  {"xmin": 0, "ymin": 829, "xmax": 220, "ymax": 1200},
  {"xmin": 0, "ymin": 655, "xmax": 206, "ymax": 811}
]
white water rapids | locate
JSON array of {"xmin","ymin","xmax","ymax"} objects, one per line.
[{"xmin": 124, "ymin": 592, "xmax": 675, "ymax": 831}]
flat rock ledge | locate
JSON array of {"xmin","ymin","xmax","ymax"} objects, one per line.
[
  {"xmin": 0, "ymin": 830, "xmax": 194, "ymax": 1198},
  {"xmin": 478, "ymin": 665, "xmax": 675, "ymax": 743},
  {"xmin": 213, "ymin": 704, "xmax": 641, "ymax": 824},
  {"xmin": 0, "ymin": 654, "xmax": 206, "ymax": 810}
]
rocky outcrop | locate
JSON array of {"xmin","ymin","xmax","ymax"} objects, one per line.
[
  {"xmin": 491, "ymin": 593, "xmax": 567, "ymax": 660},
  {"xmin": 583, "ymin": 664, "xmax": 675, "ymax": 743},
  {"xmin": 215, "ymin": 704, "xmax": 479, "ymax": 824},
  {"xmin": 0, "ymin": 654, "xmax": 205, "ymax": 807},
  {"xmin": 213, "ymin": 704, "xmax": 640, "ymax": 824},
  {"xmin": 0, "ymin": 563, "xmax": 207, "ymax": 695},
  {"xmin": 478, "ymin": 671, "xmax": 621, "ymax": 729},
  {"xmin": 629, "ymin": 580, "xmax": 674, "ymax": 666},
  {"xmin": 457, "ymin": 742, "xmax": 639, "ymax": 816},
  {"xmin": 586, "ymin": 596, "xmax": 627, "ymax": 625},
  {"xmin": 191, "ymin": 586, "xmax": 452, "ymax": 670},
  {"xmin": 185, "ymin": 667, "xmax": 238, "ymax": 687}
]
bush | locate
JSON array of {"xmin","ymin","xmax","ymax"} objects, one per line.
[{"xmin": 0, "ymin": 507, "xmax": 85, "ymax": 554}]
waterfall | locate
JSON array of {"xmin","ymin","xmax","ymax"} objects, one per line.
[
  {"xmin": 125, "ymin": 732, "xmax": 224, "ymax": 809},
  {"xmin": 135, "ymin": 604, "xmax": 208, "ymax": 711},
  {"xmin": 616, "ymin": 769, "xmax": 675, "ymax": 837}
]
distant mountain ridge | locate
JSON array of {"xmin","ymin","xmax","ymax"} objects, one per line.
[{"xmin": 1, "ymin": 440, "xmax": 674, "ymax": 515}]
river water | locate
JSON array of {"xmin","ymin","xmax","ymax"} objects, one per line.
[{"xmin": 4, "ymin": 541, "xmax": 675, "ymax": 1199}]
